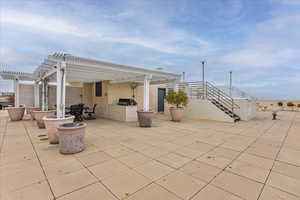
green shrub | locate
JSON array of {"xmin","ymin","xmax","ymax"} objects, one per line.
[
  {"xmin": 165, "ymin": 90, "xmax": 188, "ymax": 108},
  {"xmin": 278, "ymin": 102, "xmax": 283, "ymax": 106}
]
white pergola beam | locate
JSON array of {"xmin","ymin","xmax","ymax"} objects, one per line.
[
  {"xmin": 41, "ymin": 68, "xmax": 56, "ymax": 80},
  {"xmin": 34, "ymin": 82, "xmax": 40, "ymax": 107},
  {"xmin": 13, "ymin": 78, "xmax": 19, "ymax": 107},
  {"xmin": 143, "ymin": 75, "xmax": 152, "ymax": 112},
  {"xmin": 56, "ymin": 62, "xmax": 66, "ymax": 118}
]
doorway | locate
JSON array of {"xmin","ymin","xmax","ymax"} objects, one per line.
[{"xmin": 157, "ymin": 88, "xmax": 166, "ymax": 112}]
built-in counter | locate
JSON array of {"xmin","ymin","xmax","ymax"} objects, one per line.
[{"xmin": 96, "ymin": 104, "xmax": 138, "ymax": 122}]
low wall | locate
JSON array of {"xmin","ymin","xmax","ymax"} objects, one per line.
[
  {"xmin": 166, "ymin": 99, "xmax": 234, "ymax": 123},
  {"xmin": 95, "ymin": 104, "xmax": 137, "ymax": 122},
  {"xmin": 234, "ymin": 98, "xmax": 256, "ymax": 120}
]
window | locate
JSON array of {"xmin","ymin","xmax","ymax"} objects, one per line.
[{"xmin": 95, "ymin": 82, "xmax": 102, "ymax": 97}]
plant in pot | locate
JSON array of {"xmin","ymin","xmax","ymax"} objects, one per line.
[
  {"xmin": 26, "ymin": 107, "xmax": 41, "ymax": 120},
  {"xmin": 32, "ymin": 110, "xmax": 55, "ymax": 128},
  {"xmin": 297, "ymin": 104, "xmax": 300, "ymax": 112},
  {"xmin": 287, "ymin": 102, "xmax": 295, "ymax": 111},
  {"xmin": 57, "ymin": 122, "xmax": 87, "ymax": 154},
  {"xmin": 137, "ymin": 110, "xmax": 154, "ymax": 127},
  {"xmin": 43, "ymin": 115, "xmax": 75, "ymax": 144},
  {"xmin": 277, "ymin": 101, "xmax": 284, "ymax": 111},
  {"xmin": 165, "ymin": 90, "xmax": 188, "ymax": 122},
  {"xmin": 6, "ymin": 106, "xmax": 25, "ymax": 121}
]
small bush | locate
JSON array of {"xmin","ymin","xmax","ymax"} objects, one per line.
[
  {"xmin": 165, "ymin": 90, "xmax": 188, "ymax": 108},
  {"xmin": 297, "ymin": 104, "xmax": 300, "ymax": 108},
  {"xmin": 278, "ymin": 102, "xmax": 283, "ymax": 106},
  {"xmin": 287, "ymin": 102, "xmax": 294, "ymax": 107}
]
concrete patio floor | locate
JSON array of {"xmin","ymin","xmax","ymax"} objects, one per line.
[{"xmin": 1, "ymin": 111, "xmax": 300, "ymax": 200}]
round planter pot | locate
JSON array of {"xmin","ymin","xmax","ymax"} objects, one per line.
[
  {"xmin": 26, "ymin": 107, "xmax": 40, "ymax": 120},
  {"xmin": 6, "ymin": 107, "xmax": 25, "ymax": 121},
  {"xmin": 169, "ymin": 107, "xmax": 184, "ymax": 122},
  {"xmin": 32, "ymin": 110, "xmax": 55, "ymax": 129},
  {"xmin": 43, "ymin": 115, "xmax": 75, "ymax": 144},
  {"xmin": 57, "ymin": 122, "xmax": 87, "ymax": 154},
  {"xmin": 137, "ymin": 110, "xmax": 154, "ymax": 127}
]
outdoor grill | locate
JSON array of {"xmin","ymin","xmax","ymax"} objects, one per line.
[{"xmin": 117, "ymin": 98, "xmax": 137, "ymax": 106}]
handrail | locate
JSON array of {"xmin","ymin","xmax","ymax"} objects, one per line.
[
  {"xmin": 205, "ymin": 81, "xmax": 239, "ymax": 112},
  {"xmin": 171, "ymin": 81, "xmax": 240, "ymax": 113}
]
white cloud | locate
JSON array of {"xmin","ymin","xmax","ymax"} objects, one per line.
[
  {"xmin": 1, "ymin": 8, "xmax": 216, "ymax": 56},
  {"xmin": 1, "ymin": 10, "xmax": 87, "ymax": 37},
  {"xmin": 221, "ymin": 12, "xmax": 300, "ymax": 68}
]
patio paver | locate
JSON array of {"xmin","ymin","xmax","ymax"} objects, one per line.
[{"xmin": 1, "ymin": 111, "xmax": 300, "ymax": 200}]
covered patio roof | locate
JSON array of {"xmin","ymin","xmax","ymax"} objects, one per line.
[
  {"xmin": 33, "ymin": 53, "xmax": 181, "ymax": 84},
  {"xmin": 1, "ymin": 53, "xmax": 180, "ymax": 116},
  {"xmin": 0, "ymin": 71, "xmax": 35, "ymax": 81}
]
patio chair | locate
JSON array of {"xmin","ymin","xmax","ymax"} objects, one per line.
[
  {"xmin": 69, "ymin": 104, "xmax": 84, "ymax": 121},
  {"xmin": 84, "ymin": 104, "xmax": 97, "ymax": 120}
]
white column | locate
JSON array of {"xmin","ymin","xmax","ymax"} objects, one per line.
[
  {"xmin": 34, "ymin": 82, "xmax": 40, "ymax": 107},
  {"xmin": 41, "ymin": 80, "xmax": 45, "ymax": 111},
  {"xmin": 44, "ymin": 80, "xmax": 48, "ymax": 110},
  {"xmin": 172, "ymin": 78, "xmax": 180, "ymax": 93},
  {"xmin": 143, "ymin": 75, "xmax": 152, "ymax": 112},
  {"xmin": 13, "ymin": 78, "xmax": 20, "ymax": 107},
  {"xmin": 56, "ymin": 62, "xmax": 66, "ymax": 118}
]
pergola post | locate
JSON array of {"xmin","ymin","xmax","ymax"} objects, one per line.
[
  {"xmin": 56, "ymin": 62, "xmax": 66, "ymax": 118},
  {"xmin": 143, "ymin": 75, "xmax": 152, "ymax": 112},
  {"xmin": 41, "ymin": 79, "xmax": 48, "ymax": 111},
  {"xmin": 34, "ymin": 81, "xmax": 40, "ymax": 108},
  {"xmin": 13, "ymin": 78, "xmax": 20, "ymax": 107}
]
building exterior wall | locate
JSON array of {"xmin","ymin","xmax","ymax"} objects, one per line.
[
  {"xmin": 19, "ymin": 84, "xmax": 34, "ymax": 107},
  {"xmin": 234, "ymin": 98, "xmax": 256, "ymax": 120},
  {"xmin": 173, "ymin": 99, "xmax": 234, "ymax": 122}
]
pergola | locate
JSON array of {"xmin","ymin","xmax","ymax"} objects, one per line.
[{"xmin": 1, "ymin": 53, "xmax": 181, "ymax": 118}]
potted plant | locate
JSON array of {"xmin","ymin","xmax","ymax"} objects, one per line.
[
  {"xmin": 32, "ymin": 110, "xmax": 55, "ymax": 128},
  {"xmin": 57, "ymin": 122, "xmax": 87, "ymax": 154},
  {"xmin": 297, "ymin": 104, "xmax": 300, "ymax": 112},
  {"xmin": 287, "ymin": 102, "xmax": 295, "ymax": 111},
  {"xmin": 137, "ymin": 110, "xmax": 154, "ymax": 127},
  {"xmin": 43, "ymin": 115, "xmax": 75, "ymax": 144},
  {"xmin": 165, "ymin": 90, "xmax": 188, "ymax": 122},
  {"xmin": 26, "ymin": 107, "xmax": 40, "ymax": 120},
  {"xmin": 6, "ymin": 106, "xmax": 25, "ymax": 121},
  {"xmin": 277, "ymin": 101, "xmax": 283, "ymax": 111}
]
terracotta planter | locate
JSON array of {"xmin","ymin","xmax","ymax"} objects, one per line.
[
  {"xmin": 57, "ymin": 122, "xmax": 87, "ymax": 154},
  {"xmin": 6, "ymin": 107, "xmax": 25, "ymax": 121},
  {"xmin": 137, "ymin": 110, "xmax": 154, "ymax": 127},
  {"xmin": 26, "ymin": 107, "xmax": 40, "ymax": 120},
  {"xmin": 32, "ymin": 110, "xmax": 55, "ymax": 129},
  {"xmin": 43, "ymin": 115, "xmax": 75, "ymax": 144},
  {"xmin": 169, "ymin": 107, "xmax": 184, "ymax": 122}
]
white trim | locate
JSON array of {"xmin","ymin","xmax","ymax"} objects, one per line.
[
  {"xmin": 143, "ymin": 75, "xmax": 152, "ymax": 111},
  {"xmin": 13, "ymin": 79, "xmax": 19, "ymax": 107},
  {"xmin": 56, "ymin": 62, "xmax": 66, "ymax": 118},
  {"xmin": 34, "ymin": 82, "xmax": 40, "ymax": 107}
]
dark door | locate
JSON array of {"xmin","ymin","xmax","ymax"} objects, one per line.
[{"xmin": 157, "ymin": 88, "xmax": 166, "ymax": 112}]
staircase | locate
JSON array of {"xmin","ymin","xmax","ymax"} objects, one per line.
[{"xmin": 176, "ymin": 81, "xmax": 241, "ymax": 122}]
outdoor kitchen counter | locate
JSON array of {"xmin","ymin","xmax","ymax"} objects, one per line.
[{"xmin": 97, "ymin": 104, "xmax": 138, "ymax": 122}]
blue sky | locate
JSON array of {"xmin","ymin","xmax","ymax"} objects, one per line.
[{"xmin": 1, "ymin": 0, "xmax": 300, "ymax": 99}]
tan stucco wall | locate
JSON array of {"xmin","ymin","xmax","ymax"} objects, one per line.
[
  {"xmin": 82, "ymin": 83, "xmax": 93, "ymax": 107},
  {"xmin": 234, "ymin": 99, "xmax": 256, "ymax": 120},
  {"xmin": 85, "ymin": 82, "xmax": 164, "ymax": 113},
  {"xmin": 19, "ymin": 84, "xmax": 34, "ymax": 107},
  {"xmin": 167, "ymin": 99, "xmax": 234, "ymax": 123}
]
